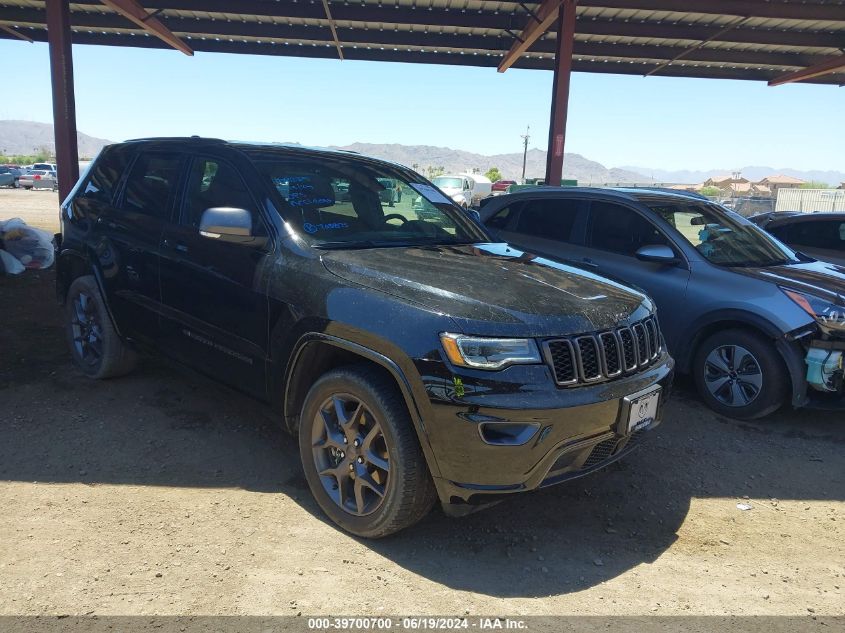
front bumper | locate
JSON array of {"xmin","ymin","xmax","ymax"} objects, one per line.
[{"xmin": 419, "ymin": 353, "xmax": 674, "ymax": 510}]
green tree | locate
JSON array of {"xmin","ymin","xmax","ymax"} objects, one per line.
[
  {"xmin": 799, "ymin": 181, "xmax": 831, "ymax": 189},
  {"xmin": 485, "ymin": 167, "xmax": 503, "ymax": 182},
  {"xmin": 699, "ymin": 186, "xmax": 722, "ymax": 197}
]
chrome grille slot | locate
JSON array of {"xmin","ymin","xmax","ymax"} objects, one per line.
[
  {"xmin": 575, "ymin": 336, "xmax": 602, "ymax": 381},
  {"xmin": 618, "ymin": 328, "xmax": 638, "ymax": 371},
  {"xmin": 544, "ymin": 316, "xmax": 663, "ymax": 387},
  {"xmin": 599, "ymin": 331, "xmax": 622, "ymax": 377},
  {"xmin": 645, "ymin": 317, "xmax": 659, "ymax": 359},
  {"xmin": 632, "ymin": 323, "xmax": 648, "ymax": 366},
  {"xmin": 544, "ymin": 339, "xmax": 578, "ymax": 385}
]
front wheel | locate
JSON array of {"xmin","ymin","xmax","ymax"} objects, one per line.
[
  {"xmin": 65, "ymin": 275, "xmax": 137, "ymax": 379},
  {"xmin": 693, "ymin": 328, "xmax": 788, "ymax": 419},
  {"xmin": 298, "ymin": 366, "xmax": 436, "ymax": 538}
]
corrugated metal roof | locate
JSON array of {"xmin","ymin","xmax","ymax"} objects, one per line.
[{"xmin": 1, "ymin": 0, "xmax": 844, "ymax": 84}]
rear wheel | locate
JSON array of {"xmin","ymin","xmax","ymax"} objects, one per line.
[
  {"xmin": 65, "ymin": 275, "xmax": 137, "ymax": 379},
  {"xmin": 298, "ymin": 366, "xmax": 436, "ymax": 538},
  {"xmin": 693, "ymin": 328, "xmax": 787, "ymax": 419}
]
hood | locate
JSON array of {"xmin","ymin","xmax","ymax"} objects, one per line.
[
  {"xmin": 734, "ymin": 260, "xmax": 845, "ymax": 306},
  {"xmin": 320, "ymin": 242, "xmax": 651, "ymax": 337},
  {"xmin": 439, "ymin": 186, "xmax": 463, "ymax": 198}
]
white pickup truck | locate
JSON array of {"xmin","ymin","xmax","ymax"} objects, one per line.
[{"xmin": 431, "ymin": 174, "xmax": 492, "ymax": 209}]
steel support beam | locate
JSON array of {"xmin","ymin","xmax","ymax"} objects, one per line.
[
  {"xmin": 498, "ymin": 0, "xmax": 561, "ymax": 73},
  {"xmin": 321, "ymin": 0, "xmax": 343, "ymax": 60},
  {"xmin": 545, "ymin": 0, "xmax": 577, "ymax": 186},
  {"xmin": 0, "ymin": 23, "xmax": 33, "ymax": 42},
  {"xmin": 769, "ymin": 53, "xmax": 845, "ymax": 86},
  {"xmin": 46, "ymin": 0, "xmax": 79, "ymax": 201},
  {"xmin": 99, "ymin": 0, "xmax": 192, "ymax": 55},
  {"xmin": 3, "ymin": 6, "xmax": 844, "ymax": 49}
]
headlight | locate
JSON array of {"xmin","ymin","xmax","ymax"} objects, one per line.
[
  {"xmin": 782, "ymin": 288, "xmax": 845, "ymax": 332},
  {"xmin": 440, "ymin": 333, "xmax": 541, "ymax": 370}
]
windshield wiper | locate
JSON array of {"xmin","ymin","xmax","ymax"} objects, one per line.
[{"xmin": 311, "ymin": 240, "xmax": 385, "ymax": 250}]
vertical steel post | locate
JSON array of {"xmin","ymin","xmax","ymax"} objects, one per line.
[
  {"xmin": 544, "ymin": 0, "xmax": 577, "ymax": 186},
  {"xmin": 46, "ymin": 0, "xmax": 79, "ymax": 201}
]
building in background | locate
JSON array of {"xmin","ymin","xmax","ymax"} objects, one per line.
[{"xmin": 757, "ymin": 174, "xmax": 806, "ymax": 197}]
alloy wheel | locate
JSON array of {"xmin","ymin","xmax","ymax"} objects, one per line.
[
  {"xmin": 311, "ymin": 394, "xmax": 390, "ymax": 516},
  {"xmin": 70, "ymin": 292, "xmax": 103, "ymax": 368},
  {"xmin": 704, "ymin": 344, "xmax": 763, "ymax": 407}
]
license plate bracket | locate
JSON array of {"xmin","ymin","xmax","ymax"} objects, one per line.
[{"xmin": 618, "ymin": 386, "xmax": 661, "ymax": 435}]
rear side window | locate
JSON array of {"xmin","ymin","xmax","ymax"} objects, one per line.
[
  {"xmin": 486, "ymin": 204, "xmax": 517, "ymax": 230},
  {"xmin": 589, "ymin": 202, "xmax": 669, "ymax": 256},
  {"xmin": 80, "ymin": 149, "xmax": 129, "ymax": 204},
  {"xmin": 120, "ymin": 152, "xmax": 183, "ymax": 219},
  {"xmin": 514, "ymin": 198, "xmax": 582, "ymax": 243},
  {"xmin": 788, "ymin": 220, "xmax": 845, "ymax": 250}
]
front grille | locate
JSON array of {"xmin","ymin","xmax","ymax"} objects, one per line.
[
  {"xmin": 546, "ymin": 339, "xmax": 577, "ymax": 385},
  {"xmin": 544, "ymin": 316, "xmax": 663, "ymax": 387},
  {"xmin": 576, "ymin": 336, "xmax": 601, "ymax": 381}
]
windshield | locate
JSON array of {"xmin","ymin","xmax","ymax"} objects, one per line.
[
  {"xmin": 433, "ymin": 177, "xmax": 463, "ymax": 189},
  {"xmin": 646, "ymin": 201, "xmax": 799, "ymax": 267},
  {"xmin": 255, "ymin": 157, "xmax": 488, "ymax": 248}
]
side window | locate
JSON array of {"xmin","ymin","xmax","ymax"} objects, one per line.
[
  {"xmin": 766, "ymin": 224, "xmax": 791, "ymax": 243},
  {"xmin": 183, "ymin": 157, "xmax": 265, "ymax": 235},
  {"xmin": 790, "ymin": 221, "xmax": 845, "ymax": 250},
  {"xmin": 80, "ymin": 149, "xmax": 129, "ymax": 204},
  {"xmin": 121, "ymin": 152, "xmax": 183, "ymax": 219},
  {"xmin": 486, "ymin": 204, "xmax": 519, "ymax": 230},
  {"xmin": 514, "ymin": 198, "xmax": 582, "ymax": 243},
  {"xmin": 589, "ymin": 202, "xmax": 668, "ymax": 256}
]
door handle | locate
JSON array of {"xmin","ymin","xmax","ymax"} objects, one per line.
[
  {"xmin": 162, "ymin": 238, "xmax": 189, "ymax": 254},
  {"xmin": 581, "ymin": 258, "xmax": 599, "ymax": 268}
]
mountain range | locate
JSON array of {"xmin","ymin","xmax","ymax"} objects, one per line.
[
  {"xmin": 0, "ymin": 120, "xmax": 112, "ymax": 159},
  {"xmin": 3, "ymin": 120, "xmax": 842, "ymax": 186},
  {"xmin": 332, "ymin": 143, "xmax": 647, "ymax": 183},
  {"xmin": 620, "ymin": 165, "xmax": 845, "ymax": 186}
]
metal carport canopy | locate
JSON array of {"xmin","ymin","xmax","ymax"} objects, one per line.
[{"xmin": 2, "ymin": 0, "xmax": 844, "ymax": 198}]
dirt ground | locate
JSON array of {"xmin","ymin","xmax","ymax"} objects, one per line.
[{"xmin": 0, "ymin": 190, "xmax": 843, "ymax": 619}]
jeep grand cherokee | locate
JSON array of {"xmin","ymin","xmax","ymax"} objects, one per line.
[{"xmin": 56, "ymin": 138, "xmax": 674, "ymax": 537}]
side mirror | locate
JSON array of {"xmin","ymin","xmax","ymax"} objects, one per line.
[
  {"xmin": 466, "ymin": 209, "xmax": 481, "ymax": 223},
  {"xmin": 635, "ymin": 244, "xmax": 678, "ymax": 264},
  {"xmin": 199, "ymin": 207, "xmax": 255, "ymax": 244}
]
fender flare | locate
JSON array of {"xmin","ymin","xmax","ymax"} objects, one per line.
[
  {"xmin": 57, "ymin": 247, "xmax": 125, "ymax": 339},
  {"xmin": 679, "ymin": 309, "xmax": 810, "ymax": 408},
  {"xmin": 283, "ymin": 332, "xmax": 442, "ymax": 478}
]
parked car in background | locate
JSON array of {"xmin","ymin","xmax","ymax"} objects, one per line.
[
  {"xmin": 0, "ymin": 166, "xmax": 15, "ymax": 188},
  {"xmin": 18, "ymin": 169, "xmax": 57, "ymax": 190},
  {"xmin": 57, "ymin": 138, "xmax": 673, "ymax": 537},
  {"xmin": 480, "ymin": 187, "xmax": 845, "ymax": 419},
  {"xmin": 376, "ymin": 178, "xmax": 401, "ymax": 206},
  {"xmin": 432, "ymin": 174, "xmax": 492, "ymax": 209},
  {"xmin": 491, "ymin": 180, "xmax": 517, "ymax": 195},
  {"xmin": 750, "ymin": 212, "xmax": 845, "ymax": 267},
  {"xmin": 32, "ymin": 162, "xmax": 58, "ymax": 172}
]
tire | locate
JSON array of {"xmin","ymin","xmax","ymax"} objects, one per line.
[
  {"xmin": 298, "ymin": 365, "xmax": 437, "ymax": 538},
  {"xmin": 693, "ymin": 328, "xmax": 788, "ymax": 420},
  {"xmin": 64, "ymin": 275, "xmax": 137, "ymax": 379}
]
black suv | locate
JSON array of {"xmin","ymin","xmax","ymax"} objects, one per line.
[{"xmin": 57, "ymin": 138, "xmax": 673, "ymax": 537}]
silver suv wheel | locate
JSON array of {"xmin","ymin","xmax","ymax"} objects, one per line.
[{"xmin": 703, "ymin": 344, "xmax": 763, "ymax": 407}]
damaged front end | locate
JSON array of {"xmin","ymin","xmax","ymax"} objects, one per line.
[{"xmin": 783, "ymin": 287, "xmax": 845, "ymax": 406}]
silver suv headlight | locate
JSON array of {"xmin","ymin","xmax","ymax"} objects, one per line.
[
  {"xmin": 440, "ymin": 333, "xmax": 542, "ymax": 370},
  {"xmin": 782, "ymin": 288, "xmax": 845, "ymax": 332}
]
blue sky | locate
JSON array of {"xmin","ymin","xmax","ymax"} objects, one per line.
[{"xmin": 2, "ymin": 39, "xmax": 843, "ymax": 172}]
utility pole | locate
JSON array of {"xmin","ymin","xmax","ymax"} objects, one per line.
[{"xmin": 520, "ymin": 125, "xmax": 530, "ymax": 184}]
